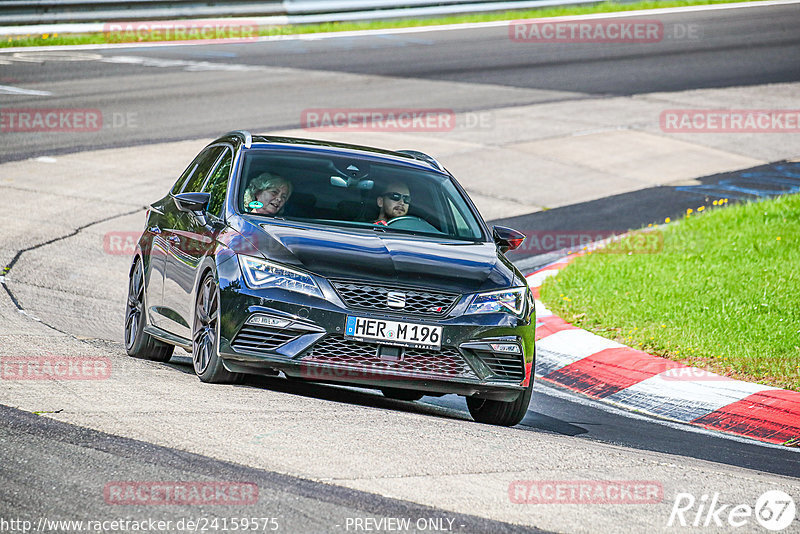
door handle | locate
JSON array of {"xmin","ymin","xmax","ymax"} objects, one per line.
[
  {"xmin": 148, "ymin": 226, "xmax": 161, "ymax": 235},
  {"xmin": 167, "ymin": 235, "xmax": 181, "ymax": 244}
]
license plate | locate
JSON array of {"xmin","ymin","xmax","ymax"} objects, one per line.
[{"xmin": 345, "ymin": 316, "xmax": 442, "ymax": 350}]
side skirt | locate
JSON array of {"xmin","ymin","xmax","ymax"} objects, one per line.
[{"xmin": 144, "ymin": 325, "xmax": 192, "ymax": 352}]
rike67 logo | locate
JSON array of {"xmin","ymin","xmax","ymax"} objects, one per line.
[{"xmin": 667, "ymin": 490, "xmax": 796, "ymax": 531}]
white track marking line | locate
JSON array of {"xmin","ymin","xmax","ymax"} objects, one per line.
[{"xmin": 0, "ymin": 85, "xmax": 52, "ymax": 96}]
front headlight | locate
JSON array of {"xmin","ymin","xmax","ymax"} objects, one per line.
[
  {"xmin": 466, "ymin": 287, "xmax": 527, "ymax": 317},
  {"xmin": 237, "ymin": 255, "xmax": 323, "ymax": 299}
]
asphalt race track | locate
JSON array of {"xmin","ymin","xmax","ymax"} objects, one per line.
[
  {"xmin": 3, "ymin": 2, "xmax": 800, "ymax": 161},
  {"xmin": 1, "ymin": 2, "xmax": 799, "ymax": 532}
]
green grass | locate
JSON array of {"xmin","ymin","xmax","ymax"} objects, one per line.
[
  {"xmin": 2, "ymin": 0, "xmax": 760, "ymax": 48},
  {"xmin": 540, "ymin": 195, "xmax": 800, "ymax": 391}
]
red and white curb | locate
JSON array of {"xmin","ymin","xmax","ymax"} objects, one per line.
[{"xmin": 526, "ymin": 256, "xmax": 800, "ymax": 446}]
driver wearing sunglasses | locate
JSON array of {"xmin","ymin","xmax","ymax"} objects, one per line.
[{"xmin": 375, "ymin": 182, "xmax": 411, "ymax": 224}]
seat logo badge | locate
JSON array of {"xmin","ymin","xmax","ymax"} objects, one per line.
[{"xmin": 387, "ymin": 292, "xmax": 406, "ymax": 309}]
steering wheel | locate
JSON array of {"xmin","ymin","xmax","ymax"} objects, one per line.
[
  {"xmin": 385, "ymin": 216, "xmax": 440, "ymax": 233},
  {"xmin": 385, "ymin": 215, "xmax": 420, "ymax": 226}
]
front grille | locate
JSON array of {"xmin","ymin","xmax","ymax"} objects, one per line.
[
  {"xmin": 476, "ymin": 352, "xmax": 525, "ymax": 381},
  {"xmin": 301, "ymin": 335, "xmax": 477, "ymax": 379},
  {"xmin": 231, "ymin": 324, "xmax": 304, "ymax": 354},
  {"xmin": 330, "ymin": 280, "xmax": 459, "ymax": 318}
]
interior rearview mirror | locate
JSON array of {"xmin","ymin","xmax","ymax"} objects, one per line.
[{"xmin": 330, "ymin": 176, "xmax": 374, "ymax": 190}]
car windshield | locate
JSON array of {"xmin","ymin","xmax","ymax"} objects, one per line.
[{"xmin": 237, "ymin": 150, "xmax": 485, "ymax": 241}]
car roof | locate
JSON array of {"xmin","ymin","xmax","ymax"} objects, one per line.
[{"xmin": 214, "ymin": 131, "xmax": 448, "ymax": 174}]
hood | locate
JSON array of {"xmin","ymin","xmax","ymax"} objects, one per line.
[{"xmin": 240, "ymin": 220, "xmax": 519, "ymax": 293}]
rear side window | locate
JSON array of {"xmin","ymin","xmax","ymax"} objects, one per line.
[
  {"xmin": 204, "ymin": 148, "xmax": 232, "ymax": 217},
  {"xmin": 173, "ymin": 146, "xmax": 225, "ymax": 194}
]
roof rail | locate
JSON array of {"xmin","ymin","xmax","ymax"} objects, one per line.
[
  {"xmin": 225, "ymin": 130, "xmax": 252, "ymax": 149},
  {"xmin": 396, "ymin": 149, "xmax": 445, "ymax": 172}
]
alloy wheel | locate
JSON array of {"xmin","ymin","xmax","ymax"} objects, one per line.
[
  {"xmin": 193, "ymin": 276, "xmax": 218, "ymax": 375},
  {"xmin": 124, "ymin": 261, "xmax": 144, "ymax": 351}
]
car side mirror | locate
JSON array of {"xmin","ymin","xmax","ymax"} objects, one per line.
[
  {"xmin": 174, "ymin": 192, "xmax": 212, "ymax": 226},
  {"xmin": 493, "ymin": 226, "xmax": 526, "ymax": 254},
  {"xmin": 174, "ymin": 192, "xmax": 210, "ymax": 213}
]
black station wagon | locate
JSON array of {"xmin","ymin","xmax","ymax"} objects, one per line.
[{"xmin": 125, "ymin": 131, "xmax": 535, "ymax": 426}]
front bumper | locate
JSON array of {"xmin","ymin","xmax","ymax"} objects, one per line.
[{"xmin": 216, "ymin": 270, "xmax": 535, "ymax": 400}]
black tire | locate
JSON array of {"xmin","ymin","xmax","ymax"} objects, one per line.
[
  {"xmin": 466, "ymin": 379, "xmax": 533, "ymax": 427},
  {"xmin": 381, "ymin": 388, "xmax": 424, "ymax": 401},
  {"xmin": 125, "ymin": 258, "xmax": 174, "ymax": 362},
  {"xmin": 192, "ymin": 272, "xmax": 242, "ymax": 384}
]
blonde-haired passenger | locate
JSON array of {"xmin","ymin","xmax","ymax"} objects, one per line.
[{"xmin": 244, "ymin": 172, "xmax": 293, "ymax": 216}]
